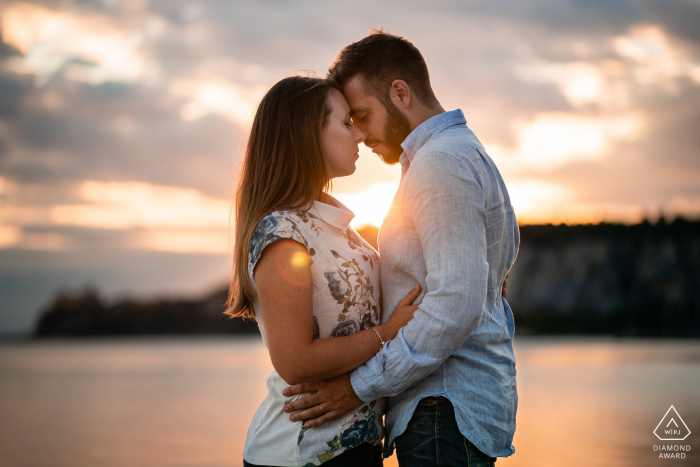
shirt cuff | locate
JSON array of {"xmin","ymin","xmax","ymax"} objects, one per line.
[{"xmin": 350, "ymin": 354, "xmax": 388, "ymax": 402}]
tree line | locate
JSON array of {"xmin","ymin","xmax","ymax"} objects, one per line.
[{"xmin": 35, "ymin": 218, "xmax": 700, "ymax": 337}]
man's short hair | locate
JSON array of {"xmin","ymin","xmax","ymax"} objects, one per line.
[{"xmin": 328, "ymin": 30, "xmax": 438, "ymax": 108}]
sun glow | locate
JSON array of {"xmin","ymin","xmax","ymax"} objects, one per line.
[
  {"xmin": 517, "ymin": 61, "xmax": 604, "ymax": 106},
  {"xmin": 0, "ymin": 225, "xmax": 22, "ymax": 248},
  {"xmin": 291, "ymin": 251, "xmax": 310, "ymax": 267},
  {"xmin": 334, "ymin": 183, "xmax": 399, "ymax": 228},
  {"xmin": 50, "ymin": 180, "xmax": 229, "ymax": 230},
  {"xmin": 488, "ymin": 112, "xmax": 644, "ymax": 172},
  {"xmin": 137, "ymin": 229, "xmax": 228, "ymax": 254}
]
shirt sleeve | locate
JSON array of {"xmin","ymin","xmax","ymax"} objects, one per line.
[
  {"xmin": 248, "ymin": 212, "xmax": 308, "ymax": 280},
  {"xmin": 350, "ymin": 150, "xmax": 489, "ymax": 401}
]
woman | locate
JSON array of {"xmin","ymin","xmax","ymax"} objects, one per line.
[{"xmin": 226, "ymin": 76, "xmax": 421, "ymax": 467}]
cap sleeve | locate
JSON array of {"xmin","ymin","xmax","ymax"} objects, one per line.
[{"xmin": 248, "ymin": 212, "xmax": 309, "ymax": 279}]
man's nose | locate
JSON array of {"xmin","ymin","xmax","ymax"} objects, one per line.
[{"xmin": 353, "ymin": 125, "xmax": 366, "ymax": 143}]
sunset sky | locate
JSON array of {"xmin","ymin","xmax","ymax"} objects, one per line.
[{"xmin": 1, "ymin": 0, "xmax": 699, "ymax": 332}]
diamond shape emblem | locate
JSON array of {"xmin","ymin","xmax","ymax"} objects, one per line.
[{"xmin": 654, "ymin": 406, "xmax": 691, "ymax": 441}]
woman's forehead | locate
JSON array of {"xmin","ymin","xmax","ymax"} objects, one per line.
[{"xmin": 327, "ymin": 88, "xmax": 351, "ymax": 114}]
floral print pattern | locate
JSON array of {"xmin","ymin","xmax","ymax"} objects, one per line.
[
  {"xmin": 313, "ymin": 400, "xmax": 381, "ymax": 463},
  {"xmin": 325, "ymin": 249, "xmax": 379, "ymax": 325},
  {"xmin": 329, "ymin": 318, "xmax": 361, "ymax": 338},
  {"xmin": 247, "ymin": 207, "xmax": 383, "ymax": 466},
  {"xmin": 249, "ymin": 210, "xmax": 324, "ymax": 277},
  {"xmin": 312, "ymin": 316, "xmax": 320, "ymax": 340},
  {"xmin": 343, "ymin": 229, "xmax": 377, "ymax": 270}
]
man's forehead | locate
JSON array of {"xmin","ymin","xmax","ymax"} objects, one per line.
[{"xmin": 342, "ymin": 76, "xmax": 379, "ymax": 112}]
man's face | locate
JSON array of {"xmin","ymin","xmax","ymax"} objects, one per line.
[{"xmin": 342, "ymin": 75, "xmax": 411, "ymax": 165}]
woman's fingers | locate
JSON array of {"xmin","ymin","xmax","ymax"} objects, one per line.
[{"xmin": 397, "ymin": 284, "xmax": 422, "ymax": 307}]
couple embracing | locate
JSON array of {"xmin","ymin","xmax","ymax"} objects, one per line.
[{"xmin": 227, "ymin": 30, "xmax": 519, "ymax": 467}]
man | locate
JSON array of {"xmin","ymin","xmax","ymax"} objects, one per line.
[{"xmin": 282, "ymin": 31, "xmax": 519, "ymax": 466}]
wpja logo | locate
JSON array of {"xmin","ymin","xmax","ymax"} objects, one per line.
[{"xmin": 652, "ymin": 405, "xmax": 692, "ymax": 460}]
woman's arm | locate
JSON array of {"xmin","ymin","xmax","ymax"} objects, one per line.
[{"xmin": 255, "ymin": 238, "xmax": 420, "ymax": 385}]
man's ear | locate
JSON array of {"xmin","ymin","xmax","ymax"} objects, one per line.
[{"xmin": 390, "ymin": 80, "xmax": 411, "ymax": 109}]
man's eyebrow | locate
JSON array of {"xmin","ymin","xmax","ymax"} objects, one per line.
[{"xmin": 350, "ymin": 107, "xmax": 370, "ymax": 116}]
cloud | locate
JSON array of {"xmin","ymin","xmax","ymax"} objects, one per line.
[
  {"xmin": 489, "ymin": 112, "xmax": 645, "ymax": 173},
  {"xmin": 0, "ymin": 177, "xmax": 231, "ymax": 253},
  {"xmin": 49, "ymin": 180, "xmax": 230, "ymax": 230},
  {"xmin": 1, "ymin": 2, "xmax": 158, "ymax": 85},
  {"xmin": 1, "ymin": 0, "xmax": 700, "ymax": 332},
  {"xmin": 1, "ymin": 0, "xmax": 698, "ymax": 225},
  {"xmin": 169, "ymin": 77, "xmax": 265, "ymax": 124},
  {"xmin": 0, "ymin": 76, "xmax": 242, "ymax": 194},
  {"xmin": 614, "ymin": 25, "xmax": 700, "ymax": 87}
]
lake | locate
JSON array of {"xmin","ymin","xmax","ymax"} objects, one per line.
[{"xmin": 0, "ymin": 337, "xmax": 698, "ymax": 467}]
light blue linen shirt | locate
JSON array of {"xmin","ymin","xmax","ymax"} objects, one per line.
[{"xmin": 350, "ymin": 109, "xmax": 519, "ymax": 458}]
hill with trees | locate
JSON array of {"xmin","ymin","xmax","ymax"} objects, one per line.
[{"xmin": 34, "ymin": 219, "xmax": 700, "ymax": 337}]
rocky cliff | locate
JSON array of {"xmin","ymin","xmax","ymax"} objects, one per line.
[{"xmin": 508, "ymin": 219, "xmax": 700, "ymax": 336}]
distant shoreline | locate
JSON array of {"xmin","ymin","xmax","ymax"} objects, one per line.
[{"xmin": 26, "ymin": 218, "xmax": 700, "ymax": 339}]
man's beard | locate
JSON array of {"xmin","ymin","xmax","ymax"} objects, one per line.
[{"xmin": 376, "ymin": 102, "xmax": 412, "ymax": 165}]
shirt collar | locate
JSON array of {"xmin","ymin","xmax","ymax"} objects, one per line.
[
  {"xmin": 400, "ymin": 109, "xmax": 466, "ymax": 170},
  {"xmin": 310, "ymin": 195, "xmax": 355, "ymax": 230}
]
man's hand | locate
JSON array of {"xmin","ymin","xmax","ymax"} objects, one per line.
[
  {"xmin": 282, "ymin": 373, "xmax": 362, "ymax": 428},
  {"xmin": 502, "ymin": 273, "xmax": 509, "ymax": 298}
]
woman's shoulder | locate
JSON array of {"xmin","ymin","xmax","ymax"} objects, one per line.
[
  {"xmin": 261, "ymin": 208, "xmax": 325, "ymax": 237},
  {"xmin": 250, "ymin": 208, "xmax": 324, "ymax": 252},
  {"xmin": 253, "ymin": 210, "xmax": 305, "ymax": 244},
  {"xmin": 248, "ymin": 208, "xmax": 326, "ymax": 277},
  {"xmin": 265, "ymin": 208, "xmax": 302, "ymax": 222}
]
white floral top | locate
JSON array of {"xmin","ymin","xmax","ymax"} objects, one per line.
[{"xmin": 242, "ymin": 196, "xmax": 385, "ymax": 467}]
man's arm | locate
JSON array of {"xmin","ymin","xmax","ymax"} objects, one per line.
[
  {"xmin": 283, "ymin": 150, "xmax": 489, "ymax": 425},
  {"xmin": 349, "ymin": 150, "xmax": 488, "ymax": 400}
]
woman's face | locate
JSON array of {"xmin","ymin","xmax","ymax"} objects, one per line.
[{"xmin": 321, "ymin": 89, "xmax": 364, "ymax": 179}]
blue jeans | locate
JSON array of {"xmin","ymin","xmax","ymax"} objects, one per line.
[
  {"xmin": 395, "ymin": 397, "xmax": 496, "ymax": 467},
  {"xmin": 243, "ymin": 440, "xmax": 383, "ymax": 467}
]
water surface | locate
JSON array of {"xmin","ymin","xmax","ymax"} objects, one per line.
[{"xmin": 0, "ymin": 337, "xmax": 698, "ymax": 467}]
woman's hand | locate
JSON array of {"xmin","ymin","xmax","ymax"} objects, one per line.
[{"xmin": 379, "ymin": 284, "xmax": 422, "ymax": 341}]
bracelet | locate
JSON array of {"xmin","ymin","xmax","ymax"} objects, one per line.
[{"xmin": 371, "ymin": 327, "xmax": 385, "ymax": 349}]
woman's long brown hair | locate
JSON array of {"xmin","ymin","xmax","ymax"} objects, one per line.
[{"xmin": 225, "ymin": 76, "xmax": 334, "ymax": 319}]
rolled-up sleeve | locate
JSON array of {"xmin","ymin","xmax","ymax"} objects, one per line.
[{"xmin": 351, "ymin": 150, "xmax": 489, "ymax": 401}]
